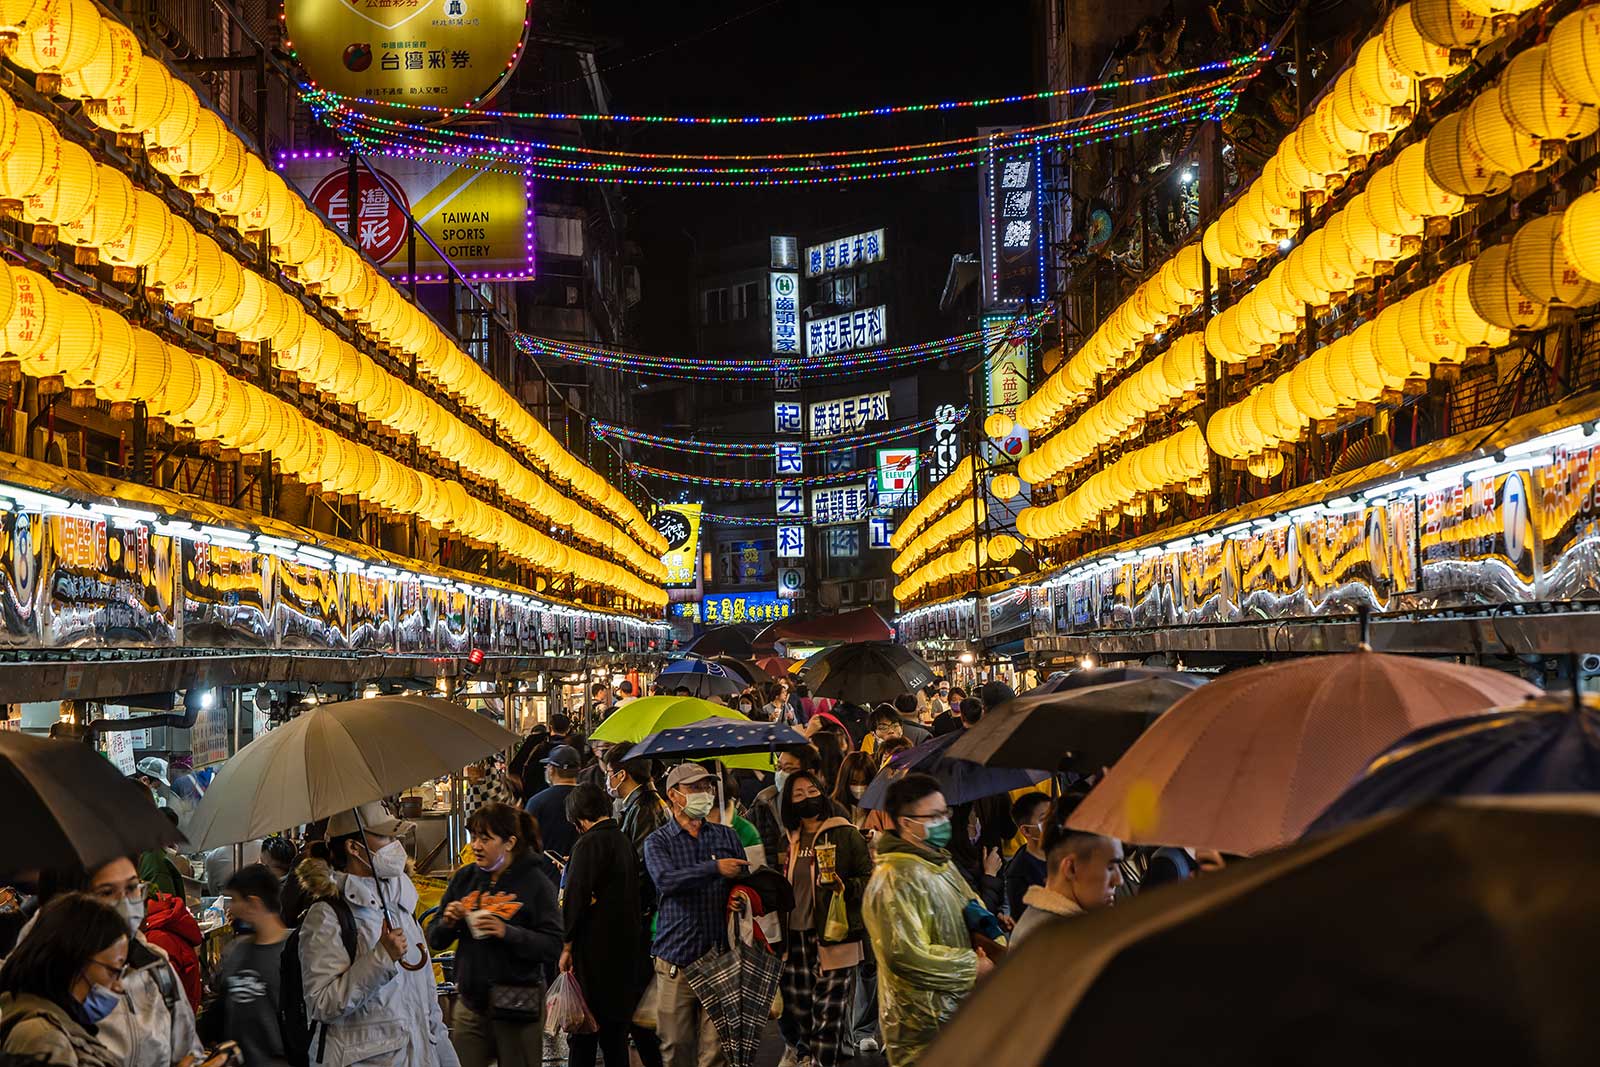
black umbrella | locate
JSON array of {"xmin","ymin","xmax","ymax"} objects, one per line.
[
  {"xmin": 858, "ymin": 731, "xmax": 1048, "ymax": 810},
  {"xmin": 705, "ymin": 655, "xmax": 767, "ymax": 686},
  {"xmin": 682, "ymin": 625, "xmax": 761, "ymax": 659},
  {"xmin": 1022, "ymin": 666, "xmax": 1202, "ymax": 696},
  {"xmin": 920, "ymin": 797, "xmax": 1600, "ymax": 1067},
  {"xmin": 629, "ymin": 719, "xmax": 811, "ymax": 762},
  {"xmin": 1307, "ymin": 696, "xmax": 1600, "ymax": 836},
  {"xmin": 948, "ymin": 677, "xmax": 1204, "ymax": 772},
  {"xmin": 0, "ymin": 732, "xmax": 186, "ymax": 877},
  {"xmin": 657, "ymin": 657, "xmax": 746, "ymax": 698},
  {"xmin": 801, "ymin": 641, "xmax": 935, "ymax": 705}
]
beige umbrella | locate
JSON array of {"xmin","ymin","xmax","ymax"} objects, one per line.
[
  {"xmin": 1069, "ymin": 650, "xmax": 1540, "ymax": 855},
  {"xmin": 187, "ymin": 695, "xmax": 518, "ymax": 850}
]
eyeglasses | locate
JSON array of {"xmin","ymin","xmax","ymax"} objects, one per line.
[
  {"xmin": 902, "ymin": 808, "xmax": 952, "ymax": 823},
  {"xmin": 85, "ymin": 957, "xmax": 128, "ymax": 983},
  {"xmin": 90, "ymin": 882, "xmax": 148, "ymax": 904}
]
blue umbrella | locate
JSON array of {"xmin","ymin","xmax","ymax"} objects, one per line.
[
  {"xmin": 1306, "ymin": 695, "xmax": 1600, "ymax": 837},
  {"xmin": 631, "ymin": 719, "xmax": 812, "ymax": 762},
  {"xmin": 1023, "ymin": 666, "xmax": 1204, "ymax": 696},
  {"xmin": 859, "ymin": 730, "xmax": 1048, "ymax": 810},
  {"xmin": 659, "ymin": 656, "xmax": 745, "ymax": 698}
]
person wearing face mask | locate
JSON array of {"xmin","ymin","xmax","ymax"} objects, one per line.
[
  {"xmin": 0, "ymin": 892, "xmax": 130, "ymax": 1067},
  {"xmin": 558, "ymin": 785, "xmax": 642, "ymax": 1067},
  {"xmin": 1003, "ymin": 793, "xmax": 1052, "ymax": 918},
  {"xmin": 201, "ymin": 865, "xmax": 290, "ymax": 1067},
  {"xmin": 861, "ymin": 773, "xmax": 993, "ymax": 1067},
  {"xmin": 428, "ymin": 803, "xmax": 561, "ymax": 1067},
  {"xmin": 776, "ymin": 772, "xmax": 870, "ymax": 1067},
  {"xmin": 749, "ymin": 747, "xmax": 819, "ymax": 873},
  {"xmin": 643, "ymin": 764, "xmax": 749, "ymax": 1067},
  {"xmin": 26, "ymin": 858, "xmax": 204, "ymax": 1067},
  {"xmin": 1006, "ymin": 805, "xmax": 1123, "ymax": 949},
  {"xmin": 300, "ymin": 804, "xmax": 458, "ymax": 1067},
  {"xmin": 599, "ymin": 745, "xmax": 666, "ymax": 1067}
]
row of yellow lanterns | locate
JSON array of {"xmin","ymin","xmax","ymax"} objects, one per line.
[
  {"xmin": 894, "ymin": 533, "xmax": 1021, "ymax": 605},
  {"xmin": 0, "ymin": 0, "xmax": 664, "ymax": 562},
  {"xmin": 0, "ymin": 259, "xmax": 667, "ymax": 605},
  {"xmin": 1017, "ymin": 424, "xmax": 1209, "ymax": 541},
  {"xmin": 0, "ymin": 87, "xmax": 665, "ymax": 583},
  {"xmin": 1017, "ymin": 333, "xmax": 1206, "ymax": 486},
  {"xmin": 890, "ymin": 456, "xmax": 972, "ymax": 552},
  {"xmin": 1014, "ymin": 245, "xmax": 1205, "ymax": 433},
  {"xmin": 892, "ymin": 499, "xmax": 986, "ymax": 577},
  {"xmin": 1210, "ymin": 201, "xmax": 1600, "ymax": 462}
]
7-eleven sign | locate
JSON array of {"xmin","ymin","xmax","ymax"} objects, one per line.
[{"xmin": 876, "ymin": 448, "xmax": 919, "ymax": 508}]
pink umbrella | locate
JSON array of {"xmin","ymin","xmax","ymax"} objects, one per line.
[{"xmin": 1069, "ymin": 650, "xmax": 1540, "ymax": 855}]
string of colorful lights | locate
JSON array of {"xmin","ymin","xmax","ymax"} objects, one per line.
[
  {"xmin": 517, "ymin": 314, "xmax": 1052, "ymax": 379},
  {"xmin": 700, "ymin": 510, "xmax": 881, "ymax": 527},
  {"xmin": 592, "ymin": 408, "xmax": 970, "ymax": 455},
  {"xmin": 310, "ymin": 73, "xmax": 1246, "ymax": 166},
  {"xmin": 317, "ymin": 84, "xmax": 1242, "ymax": 187},
  {"xmin": 298, "ymin": 51, "xmax": 1267, "ymax": 125},
  {"xmin": 627, "ymin": 462, "xmax": 898, "ymax": 488}
]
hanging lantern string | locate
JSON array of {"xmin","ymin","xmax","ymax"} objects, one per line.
[
  {"xmin": 627, "ymin": 461, "xmax": 914, "ymax": 487},
  {"xmin": 517, "ymin": 312, "xmax": 1053, "ymax": 379},
  {"xmin": 315, "ymin": 82, "xmax": 1242, "ymax": 184},
  {"xmin": 299, "ymin": 49, "xmax": 1267, "ymax": 124},
  {"xmin": 309, "ymin": 71, "xmax": 1251, "ymax": 166},
  {"xmin": 592, "ymin": 407, "xmax": 970, "ymax": 456}
]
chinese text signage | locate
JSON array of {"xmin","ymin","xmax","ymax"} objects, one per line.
[
  {"xmin": 805, "ymin": 229, "xmax": 886, "ymax": 277},
  {"xmin": 980, "ymin": 131, "xmax": 1046, "ymax": 307},
  {"xmin": 770, "ymin": 271, "xmax": 800, "ymax": 355},
  {"xmin": 652, "ymin": 503, "xmax": 703, "ymax": 587},
  {"xmin": 812, "ymin": 484, "xmax": 872, "ymax": 526},
  {"xmin": 809, "ymin": 391, "xmax": 889, "ymax": 440},
  {"xmin": 703, "ymin": 591, "xmax": 793, "ymax": 624},
  {"xmin": 805, "ymin": 305, "xmax": 886, "ymax": 358}
]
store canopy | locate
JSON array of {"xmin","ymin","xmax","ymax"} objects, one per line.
[{"xmin": 762, "ymin": 606, "xmax": 893, "ymax": 647}]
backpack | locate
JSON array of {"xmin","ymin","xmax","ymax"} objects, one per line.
[{"xmin": 280, "ymin": 896, "xmax": 358, "ymax": 1067}]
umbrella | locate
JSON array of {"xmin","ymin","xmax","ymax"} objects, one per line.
[
  {"xmin": 704, "ymin": 655, "xmax": 767, "ymax": 686},
  {"xmin": 858, "ymin": 730, "xmax": 1048, "ymax": 810},
  {"xmin": 186, "ymin": 695, "xmax": 518, "ymax": 850},
  {"xmin": 657, "ymin": 657, "xmax": 746, "ymax": 698},
  {"xmin": 682, "ymin": 624, "xmax": 761, "ymax": 659},
  {"xmin": 684, "ymin": 908, "xmax": 784, "ymax": 1067},
  {"xmin": 1068, "ymin": 650, "xmax": 1539, "ymax": 854},
  {"xmin": 631, "ymin": 719, "xmax": 811, "ymax": 761},
  {"xmin": 755, "ymin": 655, "xmax": 798, "ymax": 678},
  {"xmin": 0, "ymin": 732, "xmax": 185, "ymax": 877},
  {"xmin": 919, "ymin": 796, "xmax": 1600, "ymax": 1067},
  {"xmin": 801, "ymin": 641, "xmax": 936, "ymax": 705},
  {"xmin": 1023, "ymin": 666, "xmax": 1202, "ymax": 696},
  {"xmin": 1307, "ymin": 694, "xmax": 1600, "ymax": 836},
  {"xmin": 947, "ymin": 677, "xmax": 1203, "ymax": 773},
  {"xmin": 589, "ymin": 695, "xmax": 748, "ymax": 744}
]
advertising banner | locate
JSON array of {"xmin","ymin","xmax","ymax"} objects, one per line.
[
  {"xmin": 41, "ymin": 514, "xmax": 175, "ymax": 647},
  {"xmin": 810, "ymin": 391, "xmax": 889, "ymax": 440},
  {"xmin": 876, "ymin": 448, "xmax": 919, "ymax": 508},
  {"xmin": 653, "ymin": 504, "xmax": 704, "ymax": 588},
  {"xmin": 181, "ymin": 541, "xmax": 272, "ymax": 647},
  {"xmin": 702, "ymin": 591, "xmax": 793, "ymax": 624},
  {"xmin": 805, "ymin": 306, "xmax": 886, "ymax": 358},
  {"xmin": 805, "ymin": 229, "xmax": 886, "ymax": 277}
]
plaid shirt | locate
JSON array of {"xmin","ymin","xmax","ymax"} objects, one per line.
[{"xmin": 644, "ymin": 817, "xmax": 746, "ymax": 966}]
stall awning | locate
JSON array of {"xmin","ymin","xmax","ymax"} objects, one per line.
[{"xmin": 763, "ymin": 606, "xmax": 894, "ymax": 646}]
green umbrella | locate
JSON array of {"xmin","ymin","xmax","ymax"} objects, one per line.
[{"xmin": 590, "ymin": 696, "xmax": 770, "ymax": 768}]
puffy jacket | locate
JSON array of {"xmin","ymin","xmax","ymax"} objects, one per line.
[
  {"xmin": 297, "ymin": 861, "xmax": 459, "ymax": 1067},
  {"xmin": 141, "ymin": 893, "xmax": 203, "ymax": 1008},
  {"xmin": 861, "ymin": 831, "xmax": 980, "ymax": 1067},
  {"xmin": 0, "ymin": 992, "xmax": 121, "ymax": 1067},
  {"xmin": 99, "ymin": 934, "xmax": 204, "ymax": 1067}
]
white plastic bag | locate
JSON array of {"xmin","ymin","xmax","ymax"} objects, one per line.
[{"xmin": 543, "ymin": 972, "xmax": 598, "ymax": 1036}]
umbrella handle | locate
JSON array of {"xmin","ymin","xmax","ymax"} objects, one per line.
[{"xmin": 353, "ymin": 805, "xmax": 430, "ymax": 972}]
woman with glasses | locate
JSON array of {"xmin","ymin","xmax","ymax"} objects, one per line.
[
  {"xmin": 0, "ymin": 892, "xmax": 134, "ymax": 1067},
  {"xmin": 33, "ymin": 858, "xmax": 204, "ymax": 1067}
]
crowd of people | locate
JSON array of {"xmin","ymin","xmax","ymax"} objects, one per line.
[{"xmin": 0, "ymin": 673, "xmax": 1217, "ymax": 1067}]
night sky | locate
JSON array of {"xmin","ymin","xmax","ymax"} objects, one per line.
[{"xmin": 557, "ymin": 0, "xmax": 1035, "ymax": 351}]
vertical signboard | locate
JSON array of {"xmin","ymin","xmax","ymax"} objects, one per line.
[
  {"xmin": 653, "ymin": 504, "xmax": 704, "ymax": 588},
  {"xmin": 979, "ymin": 129, "xmax": 1047, "ymax": 308},
  {"xmin": 876, "ymin": 448, "xmax": 920, "ymax": 508},
  {"xmin": 777, "ymin": 524, "xmax": 807, "ymax": 559},
  {"xmin": 770, "ymin": 271, "xmax": 801, "ymax": 355},
  {"xmin": 927, "ymin": 404, "xmax": 964, "ymax": 486}
]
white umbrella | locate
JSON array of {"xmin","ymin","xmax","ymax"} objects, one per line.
[{"xmin": 187, "ymin": 695, "xmax": 517, "ymax": 850}]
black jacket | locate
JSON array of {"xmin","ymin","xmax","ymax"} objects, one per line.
[
  {"xmin": 427, "ymin": 852, "xmax": 562, "ymax": 1010},
  {"xmin": 562, "ymin": 820, "xmax": 643, "ymax": 1027}
]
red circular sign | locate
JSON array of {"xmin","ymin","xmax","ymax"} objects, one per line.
[{"xmin": 308, "ymin": 166, "xmax": 411, "ymax": 265}]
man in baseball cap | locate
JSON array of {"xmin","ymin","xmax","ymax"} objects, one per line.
[
  {"xmin": 523, "ymin": 745, "xmax": 582, "ymax": 856},
  {"xmin": 645, "ymin": 762, "xmax": 750, "ymax": 1067}
]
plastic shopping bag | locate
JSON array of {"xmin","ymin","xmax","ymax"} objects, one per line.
[
  {"xmin": 631, "ymin": 976, "xmax": 659, "ymax": 1031},
  {"xmin": 543, "ymin": 972, "xmax": 598, "ymax": 1036},
  {"xmin": 823, "ymin": 890, "xmax": 849, "ymax": 942}
]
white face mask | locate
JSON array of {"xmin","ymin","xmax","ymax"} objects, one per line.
[
  {"xmin": 849, "ymin": 784, "xmax": 868, "ymax": 800},
  {"xmin": 364, "ymin": 840, "xmax": 408, "ymax": 879},
  {"xmin": 119, "ymin": 896, "xmax": 145, "ymax": 936},
  {"xmin": 738, "ymin": 702, "xmax": 753, "ymax": 713},
  {"xmin": 680, "ymin": 791, "xmax": 715, "ymax": 820}
]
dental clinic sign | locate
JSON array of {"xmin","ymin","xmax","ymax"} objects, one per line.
[
  {"xmin": 806, "ymin": 229, "xmax": 886, "ymax": 277},
  {"xmin": 805, "ymin": 306, "xmax": 887, "ymax": 358},
  {"xmin": 770, "ymin": 271, "xmax": 801, "ymax": 355}
]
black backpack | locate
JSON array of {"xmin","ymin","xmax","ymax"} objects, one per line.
[{"xmin": 280, "ymin": 896, "xmax": 359, "ymax": 1067}]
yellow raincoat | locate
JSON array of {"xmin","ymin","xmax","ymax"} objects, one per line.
[{"xmin": 862, "ymin": 830, "xmax": 980, "ymax": 1066}]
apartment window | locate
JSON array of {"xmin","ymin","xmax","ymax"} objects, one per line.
[
  {"xmin": 731, "ymin": 280, "xmax": 760, "ymax": 320},
  {"xmin": 702, "ymin": 287, "xmax": 730, "ymax": 324}
]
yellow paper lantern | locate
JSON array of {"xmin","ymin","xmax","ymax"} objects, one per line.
[
  {"xmin": 100, "ymin": 189, "xmax": 172, "ymax": 268},
  {"xmin": 1428, "ymin": 263, "xmax": 1509, "ymax": 348},
  {"xmin": 147, "ymin": 77, "xmax": 198, "ymax": 149},
  {"xmin": 152, "ymin": 108, "xmax": 226, "ymax": 179},
  {"xmin": 986, "ymin": 534, "xmax": 1021, "ymax": 562},
  {"xmin": 59, "ymin": 17, "xmax": 139, "ymax": 101},
  {"xmin": 0, "ymin": 109, "xmax": 58, "ymax": 207},
  {"xmin": 1560, "ymin": 188, "xmax": 1600, "ymax": 284},
  {"xmin": 190, "ymin": 242, "xmax": 244, "ymax": 321},
  {"xmin": 90, "ymin": 55, "xmax": 171, "ymax": 135},
  {"xmin": 1463, "ymin": 91, "xmax": 1547, "ymax": 177},
  {"xmin": 1549, "ymin": 6, "xmax": 1600, "ymax": 108},
  {"xmin": 213, "ymin": 152, "xmax": 269, "ymax": 221},
  {"xmin": 1509, "ymin": 212, "xmax": 1600, "ymax": 308},
  {"xmin": 1383, "ymin": 2, "xmax": 1463, "ymax": 80},
  {"xmin": 1499, "ymin": 44, "xmax": 1599, "ymax": 145},
  {"xmin": 1334, "ymin": 72, "xmax": 1401, "ymax": 138},
  {"xmin": 1425, "ymin": 110, "xmax": 1510, "ymax": 199},
  {"xmin": 0, "ymin": 0, "xmax": 52, "ymax": 49},
  {"xmin": 1398, "ymin": 289, "xmax": 1466, "ymax": 365},
  {"xmin": 12, "ymin": 0, "xmax": 104, "ymax": 77},
  {"xmin": 1412, "ymin": 0, "xmax": 1492, "ymax": 50},
  {"xmin": 19, "ymin": 137, "xmax": 96, "ymax": 227},
  {"xmin": 1354, "ymin": 35, "xmax": 1416, "ymax": 107},
  {"xmin": 22, "ymin": 288, "xmax": 93, "ymax": 379},
  {"xmin": 1392, "ymin": 140, "xmax": 1466, "ymax": 221},
  {"xmin": 1468, "ymin": 243, "xmax": 1551, "ymax": 330},
  {"xmin": 984, "ymin": 412, "xmax": 1014, "ymax": 440},
  {"xmin": 149, "ymin": 217, "xmax": 198, "ymax": 294},
  {"xmin": 990, "ymin": 473, "xmax": 1021, "ymax": 501},
  {"xmin": 199, "ymin": 133, "xmax": 247, "ymax": 200},
  {"xmin": 4, "ymin": 268, "xmax": 61, "ymax": 361},
  {"xmin": 147, "ymin": 344, "xmax": 201, "ymax": 419},
  {"xmin": 77, "ymin": 306, "xmax": 134, "ymax": 392},
  {"xmin": 114, "ymin": 324, "xmax": 173, "ymax": 404}
]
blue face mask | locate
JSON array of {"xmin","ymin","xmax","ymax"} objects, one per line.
[{"xmin": 81, "ymin": 984, "xmax": 120, "ymax": 1025}]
